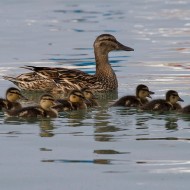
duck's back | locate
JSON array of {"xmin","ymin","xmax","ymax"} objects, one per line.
[
  {"xmin": 4, "ymin": 106, "xmax": 46, "ymax": 117},
  {"xmin": 112, "ymin": 95, "xmax": 142, "ymax": 107},
  {"xmin": 181, "ymin": 105, "xmax": 190, "ymax": 114},
  {"xmin": 141, "ymin": 99, "xmax": 173, "ymax": 111}
]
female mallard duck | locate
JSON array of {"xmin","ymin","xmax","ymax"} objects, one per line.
[
  {"xmin": 0, "ymin": 87, "xmax": 27, "ymax": 111},
  {"xmin": 141, "ymin": 90, "xmax": 183, "ymax": 112},
  {"xmin": 3, "ymin": 94, "xmax": 58, "ymax": 118},
  {"xmin": 81, "ymin": 87, "xmax": 100, "ymax": 107},
  {"xmin": 112, "ymin": 84, "xmax": 154, "ymax": 107},
  {"xmin": 53, "ymin": 90, "xmax": 87, "ymax": 111},
  {"xmin": 3, "ymin": 34, "xmax": 134, "ymax": 93}
]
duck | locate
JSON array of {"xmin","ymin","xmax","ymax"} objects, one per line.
[
  {"xmin": 140, "ymin": 90, "xmax": 184, "ymax": 112},
  {"xmin": 81, "ymin": 87, "xmax": 100, "ymax": 107},
  {"xmin": 0, "ymin": 87, "xmax": 27, "ymax": 111},
  {"xmin": 3, "ymin": 94, "xmax": 58, "ymax": 118},
  {"xmin": 111, "ymin": 84, "xmax": 154, "ymax": 107},
  {"xmin": 180, "ymin": 105, "xmax": 190, "ymax": 114},
  {"xmin": 3, "ymin": 34, "xmax": 134, "ymax": 93},
  {"xmin": 53, "ymin": 89, "xmax": 87, "ymax": 111}
]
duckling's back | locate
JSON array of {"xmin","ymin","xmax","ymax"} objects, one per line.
[
  {"xmin": 141, "ymin": 99, "xmax": 173, "ymax": 111},
  {"xmin": 112, "ymin": 96, "xmax": 142, "ymax": 107}
]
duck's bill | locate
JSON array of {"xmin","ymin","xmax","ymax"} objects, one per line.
[
  {"xmin": 178, "ymin": 97, "xmax": 184, "ymax": 102},
  {"xmin": 147, "ymin": 91, "xmax": 154, "ymax": 98},
  {"xmin": 117, "ymin": 41, "xmax": 134, "ymax": 51}
]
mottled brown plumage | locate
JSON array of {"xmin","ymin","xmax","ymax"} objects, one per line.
[{"xmin": 3, "ymin": 34, "xmax": 134, "ymax": 93}]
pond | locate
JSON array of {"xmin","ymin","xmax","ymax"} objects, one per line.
[{"xmin": 0, "ymin": 0, "xmax": 190, "ymax": 189}]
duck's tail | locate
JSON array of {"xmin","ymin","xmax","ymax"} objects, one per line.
[
  {"xmin": 2, "ymin": 76, "xmax": 18, "ymax": 83},
  {"xmin": 20, "ymin": 65, "xmax": 52, "ymax": 72}
]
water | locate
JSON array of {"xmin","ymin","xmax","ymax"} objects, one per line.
[{"xmin": 0, "ymin": 0, "xmax": 190, "ymax": 189}]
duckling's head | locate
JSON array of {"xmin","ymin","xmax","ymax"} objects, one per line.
[
  {"xmin": 81, "ymin": 88, "xmax": 96, "ymax": 100},
  {"xmin": 68, "ymin": 90, "xmax": 85, "ymax": 103},
  {"xmin": 136, "ymin": 84, "xmax": 155, "ymax": 99},
  {"xmin": 94, "ymin": 34, "xmax": 134, "ymax": 54},
  {"xmin": 40, "ymin": 94, "xmax": 56, "ymax": 110},
  {"xmin": 6, "ymin": 87, "xmax": 26, "ymax": 102},
  {"xmin": 166, "ymin": 90, "xmax": 184, "ymax": 104}
]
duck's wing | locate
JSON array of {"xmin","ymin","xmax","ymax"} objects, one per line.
[
  {"xmin": 112, "ymin": 96, "xmax": 141, "ymax": 107},
  {"xmin": 3, "ymin": 106, "xmax": 46, "ymax": 117},
  {"xmin": 141, "ymin": 99, "xmax": 172, "ymax": 111},
  {"xmin": 23, "ymin": 65, "xmax": 103, "ymax": 90},
  {"xmin": 3, "ymin": 65, "xmax": 101, "ymax": 91}
]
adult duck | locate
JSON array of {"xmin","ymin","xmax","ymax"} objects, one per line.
[{"xmin": 3, "ymin": 34, "xmax": 134, "ymax": 93}]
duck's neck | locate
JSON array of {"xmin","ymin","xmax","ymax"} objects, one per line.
[{"xmin": 94, "ymin": 51, "xmax": 118, "ymax": 89}]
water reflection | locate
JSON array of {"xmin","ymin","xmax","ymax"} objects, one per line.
[
  {"xmin": 41, "ymin": 159, "xmax": 112, "ymax": 165},
  {"xmin": 94, "ymin": 149, "xmax": 129, "ymax": 154},
  {"xmin": 39, "ymin": 119, "xmax": 55, "ymax": 137}
]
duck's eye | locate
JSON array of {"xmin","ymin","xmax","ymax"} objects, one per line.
[{"xmin": 72, "ymin": 95, "xmax": 76, "ymax": 99}]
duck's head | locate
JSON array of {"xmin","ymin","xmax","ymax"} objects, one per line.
[
  {"xmin": 136, "ymin": 84, "xmax": 155, "ymax": 99},
  {"xmin": 166, "ymin": 90, "xmax": 184, "ymax": 104},
  {"xmin": 40, "ymin": 94, "xmax": 56, "ymax": 110},
  {"xmin": 68, "ymin": 90, "xmax": 86, "ymax": 103},
  {"xmin": 81, "ymin": 88, "xmax": 97, "ymax": 100},
  {"xmin": 6, "ymin": 87, "xmax": 27, "ymax": 102},
  {"xmin": 94, "ymin": 34, "xmax": 134, "ymax": 54}
]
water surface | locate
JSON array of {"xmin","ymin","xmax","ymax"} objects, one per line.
[{"xmin": 0, "ymin": 0, "xmax": 190, "ymax": 189}]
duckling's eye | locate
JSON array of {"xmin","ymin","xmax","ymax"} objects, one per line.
[{"xmin": 72, "ymin": 95, "xmax": 76, "ymax": 99}]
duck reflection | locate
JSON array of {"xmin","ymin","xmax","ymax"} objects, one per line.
[
  {"xmin": 39, "ymin": 119, "xmax": 55, "ymax": 137},
  {"xmin": 93, "ymin": 109, "xmax": 121, "ymax": 142}
]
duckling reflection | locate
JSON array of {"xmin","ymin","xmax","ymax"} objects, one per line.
[
  {"xmin": 0, "ymin": 87, "xmax": 27, "ymax": 111},
  {"xmin": 141, "ymin": 90, "xmax": 183, "ymax": 112},
  {"xmin": 112, "ymin": 84, "xmax": 154, "ymax": 107},
  {"xmin": 3, "ymin": 94, "xmax": 58, "ymax": 118},
  {"xmin": 39, "ymin": 119, "xmax": 54, "ymax": 137},
  {"xmin": 53, "ymin": 90, "xmax": 87, "ymax": 111}
]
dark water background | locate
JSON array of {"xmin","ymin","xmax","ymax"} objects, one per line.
[{"xmin": 0, "ymin": 0, "xmax": 190, "ymax": 189}]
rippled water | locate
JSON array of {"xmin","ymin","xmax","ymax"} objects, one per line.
[{"xmin": 0, "ymin": 0, "xmax": 190, "ymax": 189}]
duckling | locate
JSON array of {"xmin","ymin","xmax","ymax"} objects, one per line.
[
  {"xmin": 112, "ymin": 84, "xmax": 154, "ymax": 107},
  {"xmin": 53, "ymin": 90, "xmax": 87, "ymax": 111},
  {"xmin": 81, "ymin": 87, "xmax": 100, "ymax": 107},
  {"xmin": 3, "ymin": 34, "xmax": 134, "ymax": 92},
  {"xmin": 0, "ymin": 87, "xmax": 27, "ymax": 111},
  {"xmin": 181, "ymin": 105, "xmax": 190, "ymax": 114},
  {"xmin": 3, "ymin": 94, "xmax": 58, "ymax": 118},
  {"xmin": 141, "ymin": 90, "xmax": 184, "ymax": 112}
]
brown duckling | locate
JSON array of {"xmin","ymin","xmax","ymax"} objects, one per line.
[
  {"xmin": 112, "ymin": 84, "xmax": 154, "ymax": 107},
  {"xmin": 53, "ymin": 90, "xmax": 87, "ymax": 111},
  {"xmin": 141, "ymin": 90, "xmax": 183, "ymax": 112},
  {"xmin": 81, "ymin": 87, "xmax": 100, "ymax": 107},
  {"xmin": 0, "ymin": 87, "xmax": 27, "ymax": 111},
  {"xmin": 3, "ymin": 94, "xmax": 58, "ymax": 118},
  {"xmin": 181, "ymin": 105, "xmax": 190, "ymax": 114}
]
